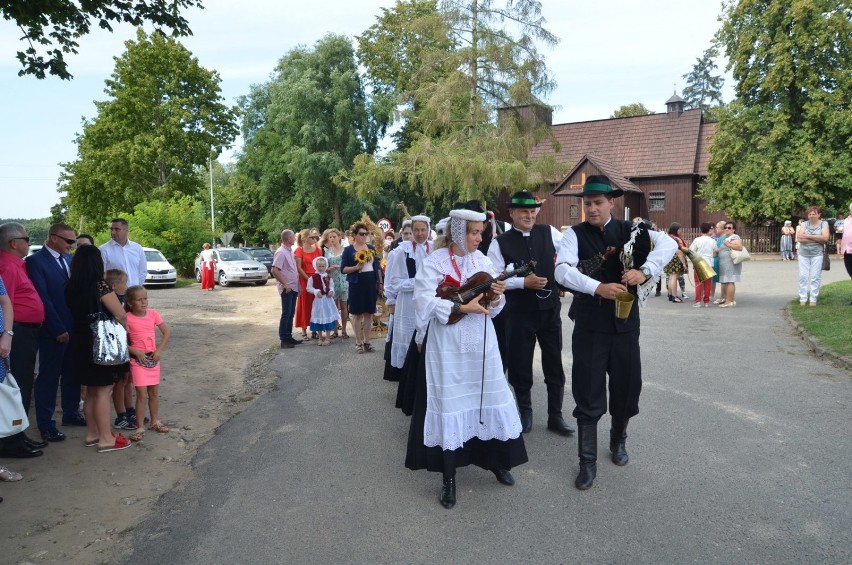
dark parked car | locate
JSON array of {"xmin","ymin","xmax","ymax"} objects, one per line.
[{"xmin": 241, "ymin": 247, "xmax": 274, "ymax": 273}]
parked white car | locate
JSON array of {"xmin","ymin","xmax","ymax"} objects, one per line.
[
  {"xmin": 144, "ymin": 247, "xmax": 177, "ymax": 287},
  {"xmin": 194, "ymin": 248, "xmax": 269, "ymax": 287}
]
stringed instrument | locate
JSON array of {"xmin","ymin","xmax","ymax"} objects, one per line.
[{"xmin": 437, "ymin": 261, "xmax": 537, "ymax": 324}]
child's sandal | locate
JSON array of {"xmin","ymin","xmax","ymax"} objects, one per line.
[
  {"xmin": 129, "ymin": 430, "xmax": 145, "ymax": 442},
  {"xmin": 149, "ymin": 421, "xmax": 170, "ymax": 433}
]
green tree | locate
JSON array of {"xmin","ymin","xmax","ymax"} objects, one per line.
[
  {"xmin": 236, "ymin": 34, "xmax": 387, "ymax": 232},
  {"xmin": 93, "ymin": 196, "xmax": 210, "ymax": 275},
  {"xmin": 610, "ymin": 103, "xmax": 654, "ymax": 118},
  {"xmin": 3, "ymin": 0, "xmax": 203, "ymax": 80},
  {"xmin": 701, "ymin": 0, "xmax": 852, "ymax": 222},
  {"xmin": 59, "ymin": 29, "xmax": 238, "ymax": 231},
  {"xmin": 348, "ymin": 0, "xmax": 564, "ymax": 204},
  {"xmin": 681, "ymin": 46, "xmax": 724, "ymax": 116}
]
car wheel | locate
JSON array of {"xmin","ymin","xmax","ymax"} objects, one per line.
[
  {"xmin": 254, "ymin": 280, "xmax": 268, "ymax": 286},
  {"xmin": 218, "ymin": 271, "xmax": 230, "ymax": 287},
  {"xmin": 195, "ymin": 269, "xmax": 202, "ymax": 283}
]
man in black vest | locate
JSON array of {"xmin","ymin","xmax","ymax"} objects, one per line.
[
  {"xmin": 489, "ymin": 191, "xmax": 574, "ymax": 436},
  {"xmin": 554, "ymin": 176, "xmax": 676, "ymax": 490}
]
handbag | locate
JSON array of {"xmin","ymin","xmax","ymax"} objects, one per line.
[
  {"xmin": 730, "ymin": 245, "xmax": 751, "ymax": 265},
  {"xmin": 822, "ymin": 244, "xmax": 831, "ymax": 271},
  {"xmin": 0, "ymin": 358, "xmax": 29, "ymax": 438},
  {"xmin": 89, "ymin": 310, "xmax": 129, "ymax": 366}
]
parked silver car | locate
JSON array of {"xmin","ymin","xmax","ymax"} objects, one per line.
[{"xmin": 194, "ymin": 248, "xmax": 269, "ymax": 287}]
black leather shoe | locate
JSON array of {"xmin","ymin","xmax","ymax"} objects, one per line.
[
  {"xmin": 439, "ymin": 477, "xmax": 456, "ymax": 509},
  {"xmin": 547, "ymin": 415, "xmax": 575, "ymax": 436},
  {"xmin": 0, "ymin": 446, "xmax": 44, "ymax": 458},
  {"xmin": 519, "ymin": 408, "xmax": 533, "ymax": 434},
  {"xmin": 23, "ymin": 436, "xmax": 48, "ymax": 450},
  {"xmin": 493, "ymin": 469, "xmax": 515, "ymax": 486},
  {"xmin": 62, "ymin": 413, "xmax": 87, "ymax": 426},
  {"xmin": 40, "ymin": 428, "xmax": 66, "ymax": 442},
  {"xmin": 281, "ymin": 341, "xmax": 294, "ymax": 349}
]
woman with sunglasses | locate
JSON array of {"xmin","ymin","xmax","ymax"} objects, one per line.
[
  {"xmin": 714, "ymin": 222, "xmax": 744, "ymax": 307},
  {"xmin": 294, "ymin": 229, "xmax": 324, "ymax": 341},
  {"xmin": 340, "ymin": 223, "xmax": 383, "ymax": 353}
]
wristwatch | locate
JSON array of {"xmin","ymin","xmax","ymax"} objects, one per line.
[
  {"xmin": 1, "ymin": 329, "xmax": 12, "ymax": 336},
  {"xmin": 640, "ymin": 266, "xmax": 652, "ymax": 280}
]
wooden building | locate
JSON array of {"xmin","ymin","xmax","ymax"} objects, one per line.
[{"xmin": 498, "ymin": 96, "xmax": 721, "ymax": 230}]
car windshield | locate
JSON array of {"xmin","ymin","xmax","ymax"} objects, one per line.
[
  {"xmin": 145, "ymin": 250, "xmax": 166, "ymax": 262},
  {"xmin": 246, "ymin": 249, "xmax": 273, "ymax": 258},
  {"xmin": 218, "ymin": 249, "xmax": 251, "ymax": 261}
]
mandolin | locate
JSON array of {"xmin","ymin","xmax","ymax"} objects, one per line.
[{"xmin": 437, "ymin": 261, "xmax": 537, "ymax": 324}]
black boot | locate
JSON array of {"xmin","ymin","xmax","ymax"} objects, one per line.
[
  {"xmin": 516, "ymin": 390, "xmax": 532, "ymax": 433},
  {"xmin": 610, "ymin": 419, "xmax": 629, "ymax": 466},
  {"xmin": 546, "ymin": 385, "xmax": 574, "ymax": 435},
  {"xmin": 439, "ymin": 476, "xmax": 456, "ymax": 509},
  {"xmin": 575, "ymin": 424, "xmax": 597, "ymax": 490}
]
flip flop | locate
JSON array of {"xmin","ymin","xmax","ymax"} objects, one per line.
[
  {"xmin": 84, "ymin": 439, "xmax": 99, "ymax": 447},
  {"xmin": 97, "ymin": 434, "xmax": 131, "ymax": 452}
]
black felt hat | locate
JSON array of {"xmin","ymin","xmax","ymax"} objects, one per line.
[
  {"xmin": 573, "ymin": 175, "xmax": 623, "ymax": 198},
  {"xmin": 507, "ymin": 191, "xmax": 541, "ymax": 209}
]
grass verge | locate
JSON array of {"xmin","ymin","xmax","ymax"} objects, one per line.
[
  {"xmin": 174, "ymin": 277, "xmax": 196, "ymax": 289},
  {"xmin": 787, "ymin": 279, "xmax": 852, "ymax": 358}
]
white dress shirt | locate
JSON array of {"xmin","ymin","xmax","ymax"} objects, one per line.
[
  {"xmin": 100, "ymin": 238, "xmax": 148, "ymax": 287},
  {"xmin": 487, "ymin": 225, "xmax": 563, "ymax": 290},
  {"xmin": 554, "ymin": 219, "xmax": 677, "ymax": 296}
]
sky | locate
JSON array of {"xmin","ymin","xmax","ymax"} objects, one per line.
[{"xmin": 0, "ymin": 0, "xmax": 734, "ymax": 220}]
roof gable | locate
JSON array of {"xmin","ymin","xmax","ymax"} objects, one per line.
[
  {"xmin": 531, "ymin": 108, "xmax": 706, "ymax": 177},
  {"xmin": 552, "ymin": 154, "xmax": 642, "ymax": 196}
]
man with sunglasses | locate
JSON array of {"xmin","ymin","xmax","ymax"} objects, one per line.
[
  {"xmin": 0, "ymin": 223, "xmax": 47, "ymax": 457},
  {"xmin": 489, "ymin": 191, "xmax": 574, "ymax": 437},
  {"xmin": 26, "ymin": 223, "xmax": 85, "ymax": 441}
]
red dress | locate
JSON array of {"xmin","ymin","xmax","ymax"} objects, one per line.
[{"xmin": 294, "ymin": 246, "xmax": 324, "ymax": 330}]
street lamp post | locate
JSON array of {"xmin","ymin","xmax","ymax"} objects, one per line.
[{"xmin": 209, "ymin": 152, "xmax": 216, "ymax": 238}]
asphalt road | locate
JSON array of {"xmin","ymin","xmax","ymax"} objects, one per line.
[{"xmin": 122, "ymin": 259, "xmax": 851, "ymax": 564}]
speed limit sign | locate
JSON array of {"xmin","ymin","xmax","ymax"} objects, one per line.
[{"xmin": 377, "ymin": 217, "xmax": 393, "ymax": 232}]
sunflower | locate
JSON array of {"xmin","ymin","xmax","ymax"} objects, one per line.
[
  {"xmin": 355, "ymin": 249, "xmax": 373, "ymax": 264},
  {"xmin": 380, "ymin": 258, "xmax": 388, "ymax": 270}
]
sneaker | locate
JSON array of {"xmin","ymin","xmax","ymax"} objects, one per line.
[
  {"xmin": 693, "ymin": 302, "xmax": 702, "ymax": 308},
  {"xmin": 704, "ymin": 302, "xmax": 710, "ymax": 308},
  {"xmin": 126, "ymin": 416, "xmax": 137, "ymax": 429},
  {"xmin": 126, "ymin": 407, "xmax": 136, "ymax": 419},
  {"xmin": 113, "ymin": 415, "xmax": 130, "ymax": 430}
]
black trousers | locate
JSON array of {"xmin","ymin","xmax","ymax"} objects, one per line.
[
  {"xmin": 505, "ymin": 306, "xmax": 565, "ymax": 414},
  {"xmin": 844, "ymin": 252, "xmax": 852, "ymax": 279},
  {"xmin": 570, "ymin": 327, "xmax": 642, "ymax": 426},
  {"xmin": 10, "ymin": 322, "xmax": 40, "ymax": 416}
]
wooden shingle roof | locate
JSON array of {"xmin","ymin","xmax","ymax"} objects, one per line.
[{"xmin": 531, "ymin": 108, "xmax": 708, "ymax": 178}]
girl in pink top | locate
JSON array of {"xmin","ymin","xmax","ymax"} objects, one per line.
[{"xmin": 125, "ymin": 286, "xmax": 171, "ymax": 441}]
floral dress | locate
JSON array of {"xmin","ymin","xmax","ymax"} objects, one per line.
[{"xmin": 324, "ymin": 247, "xmax": 348, "ymax": 302}]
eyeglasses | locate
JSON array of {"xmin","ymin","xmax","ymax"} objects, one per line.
[
  {"xmin": 310, "ymin": 236, "xmax": 320, "ymax": 240},
  {"xmin": 10, "ymin": 236, "xmax": 30, "ymax": 243},
  {"xmin": 51, "ymin": 233, "xmax": 77, "ymax": 245},
  {"xmin": 725, "ymin": 226, "xmax": 734, "ymax": 229},
  {"xmin": 356, "ymin": 232, "xmax": 368, "ymax": 236}
]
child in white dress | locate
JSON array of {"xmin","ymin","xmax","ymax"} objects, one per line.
[{"xmin": 307, "ymin": 257, "xmax": 341, "ymax": 346}]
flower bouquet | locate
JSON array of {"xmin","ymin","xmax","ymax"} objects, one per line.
[{"xmin": 355, "ymin": 249, "xmax": 374, "ymax": 264}]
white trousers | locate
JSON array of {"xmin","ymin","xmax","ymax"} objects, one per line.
[{"xmin": 798, "ymin": 255, "xmax": 823, "ymax": 303}]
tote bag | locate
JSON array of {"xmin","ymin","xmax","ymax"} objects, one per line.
[{"xmin": 0, "ymin": 359, "xmax": 29, "ymax": 438}]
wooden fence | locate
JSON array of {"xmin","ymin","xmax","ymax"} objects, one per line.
[{"xmin": 679, "ymin": 226, "xmax": 785, "ymax": 254}]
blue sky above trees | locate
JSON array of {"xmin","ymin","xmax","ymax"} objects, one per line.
[{"xmin": 0, "ymin": 0, "xmax": 732, "ymax": 219}]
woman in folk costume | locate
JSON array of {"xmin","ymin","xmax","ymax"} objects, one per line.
[
  {"xmin": 382, "ymin": 245, "xmax": 400, "ymax": 380},
  {"xmin": 385, "ymin": 215, "xmax": 431, "ymax": 384},
  {"xmin": 405, "ymin": 208, "xmax": 527, "ymax": 510},
  {"xmin": 306, "ymin": 256, "xmax": 340, "ymax": 346}
]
